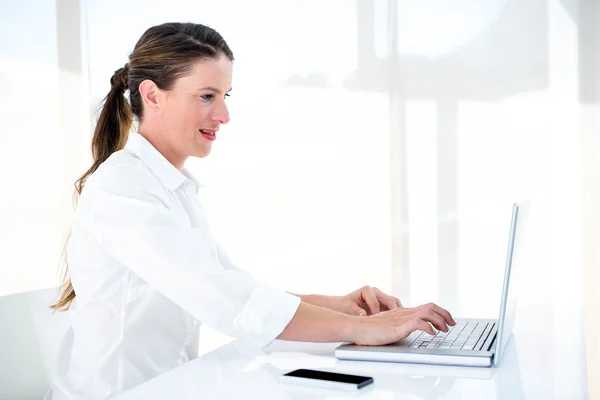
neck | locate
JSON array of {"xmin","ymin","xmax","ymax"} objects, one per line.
[{"xmin": 137, "ymin": 126, "xmax": 185, "ymax": 172}]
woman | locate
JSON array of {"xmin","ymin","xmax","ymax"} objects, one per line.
[{"xmin": 48, "ymin": 22, "xmax": 455, "ymax": 399}]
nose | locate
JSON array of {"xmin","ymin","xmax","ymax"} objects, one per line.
[{"xmin": 212, "ymin": 101, "xmax": 230, "ymax": 125}]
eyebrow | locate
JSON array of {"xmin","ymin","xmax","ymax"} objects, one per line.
[{"xmin": 197, "ymin": 87, "xmax": 232, "ymax": 94}]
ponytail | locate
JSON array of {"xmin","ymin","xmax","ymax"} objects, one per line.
[
  {"xmin": 50, "ymin": 64, "xmax": 133, "ymax": 311},
  {"xmin": 79, "ymin": 64, "xmax": 133, "ymax": 196}
]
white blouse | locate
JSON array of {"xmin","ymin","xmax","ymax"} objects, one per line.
[{"xmin": 49, "ymin": 133, "xmax": 301, "ymax": 399}]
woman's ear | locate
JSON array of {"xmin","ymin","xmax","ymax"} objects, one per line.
[{"xmin": 139, "ymin": 79, "xmax": 160, "ymax": 112}]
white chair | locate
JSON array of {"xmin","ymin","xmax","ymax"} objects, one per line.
[{"xmin": 0, "ymin": 288, "xmax": 71, "ymax": 400}]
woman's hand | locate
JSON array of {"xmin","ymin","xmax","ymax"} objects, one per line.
[
  {"xmin": 277, "ymin": 299, "xmax": 455, "ymax": 346},
  {"xmin": 349, "ymin": 303, "xmax": 456, "ymax": 346},
  {"xmin": 337, "ymin": 285, "xmax": 403, "ymax": 316}
]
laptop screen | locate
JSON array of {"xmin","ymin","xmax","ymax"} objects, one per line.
[{"xmin": 494, "ymin": 202, "xmax": 529, "ymax": 365}]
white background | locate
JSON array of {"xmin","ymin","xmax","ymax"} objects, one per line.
[{"xmin": 1, "ymin": 1, "xmax": 598, "ymax": 391}]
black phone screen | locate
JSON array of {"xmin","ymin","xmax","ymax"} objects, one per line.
[{"xmin": 284, "ymin": 369, "xmax": 373, "ymax": 387}]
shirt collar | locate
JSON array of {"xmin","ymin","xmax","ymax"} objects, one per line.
[{"xmin": 124, "ymin": 133, "xmax": 203, "ymax": 192}]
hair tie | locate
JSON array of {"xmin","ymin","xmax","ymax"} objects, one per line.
[{"xmin": 110, "ymin": 63, "xmax": 130, "ymax": 91}]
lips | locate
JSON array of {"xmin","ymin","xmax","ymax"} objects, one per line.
[{"xmin": 199, "ymin": 128, "xmax": 217, "ymax": 141}]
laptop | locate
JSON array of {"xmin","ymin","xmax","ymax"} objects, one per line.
[{"xmin": 335, "ymin": 202, "xmax": 528, "ymax": 368}]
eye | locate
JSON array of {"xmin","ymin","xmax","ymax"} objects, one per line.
[
  {"xmin": 201, "ymin": 94, "xmax": 214, "ymax": 101},
  {"xmin": 225, "ymin": 93, "xmax": 231, "ymax": 99}
]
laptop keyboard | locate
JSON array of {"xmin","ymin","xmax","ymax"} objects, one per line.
[{"xmin": 408, "ymin": 321, "xmax": 495, "ymax": 351}]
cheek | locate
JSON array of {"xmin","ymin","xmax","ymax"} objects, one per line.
[
  {"xmin": 164, "ymin": 104, "xmax": 187, "ymax": 129},
  {"xmin": 185, "ymin": 103, "xmax": 210, "ymax": 125},
  {"xmin": 167, "ymin": 101, "xmax": 206, "ymax": 130}
]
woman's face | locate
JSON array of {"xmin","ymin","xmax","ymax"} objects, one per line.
[{"xmin": 158, "ymin": 55, "xmax": 232, "ymax": 159}]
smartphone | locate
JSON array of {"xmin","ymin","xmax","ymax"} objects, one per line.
[{"xmin": 280, "ymin": 368, "xmax": 374, "ymax": 391}]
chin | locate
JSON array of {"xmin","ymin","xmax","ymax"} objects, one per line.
[{"xmin": 193, "ymin": 147, "xmax": 212, "ymax": 158}]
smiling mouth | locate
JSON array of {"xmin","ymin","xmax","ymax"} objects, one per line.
[{"xmin": 199, "ymin": 129, "xmax": 216, "ymax": 141}]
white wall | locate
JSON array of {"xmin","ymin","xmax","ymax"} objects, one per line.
[
  {"xmin": 0, "ymin": 0, "xmax": 90, "ymax": 296},
  {"xmin": 82, "ymin": 0, "xmax": 593, "ymax": 310},
  {"xmin": 1, "ymin": 1, "xmax": 598, "ymax": 364},
  {"xmin": 1, "ymin": 0, "xmax": 598, "ymax": 388}
]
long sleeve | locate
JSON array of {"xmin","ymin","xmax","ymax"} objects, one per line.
[{"xmin": 76, "ymin": 163, "xmax": 300, "ymax": 347}]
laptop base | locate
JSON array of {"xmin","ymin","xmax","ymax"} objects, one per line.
[{"xmin": 335, "ymin": 318, "xmax": 498, "ymax": 368}]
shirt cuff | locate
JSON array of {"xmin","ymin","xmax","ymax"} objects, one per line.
[{"xmin": 234, "ymin": 283, "xmax": 301, "ymax": 348}]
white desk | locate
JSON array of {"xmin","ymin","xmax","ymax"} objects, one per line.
[{"xmin": 112, "ymin": 304, "xmax": 589, "ymax": 399}]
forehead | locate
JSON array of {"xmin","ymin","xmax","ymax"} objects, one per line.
[{"xmin": 174, "ymin": 55, "xmax": 232, "ymax": 91}]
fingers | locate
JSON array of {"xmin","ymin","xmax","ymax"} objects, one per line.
[
  {"xmin": 416, "ymin": 308, "xmax": 449, "ymax": 332},
  {"xmin": 418, "ymin": 303, "xmax": 456, "ymax": 326},
  {"xmin": 361, "ymin": 286, "xmax": 380, "ymax": 315},
  {"xmin": 373, "ymin": 287, "xmax": 399, "ymax": 311},
  {"xmin": 394, "ymin": 297, "xmax": 403, "ymax": 308},
  {"xmin": 361, "ymin": 286, "xmax": 402, "ymax": 314},
  {"xmin": 358, "ymin": 301, "xmax": 456, "ymax": 345},
  {"xmin": 347, "ymin": 302, "xmax": 368, "ymax": 317},
  {"xmin": 397, "ymin": 318, "xmax": 436, "ymax": 339}
]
